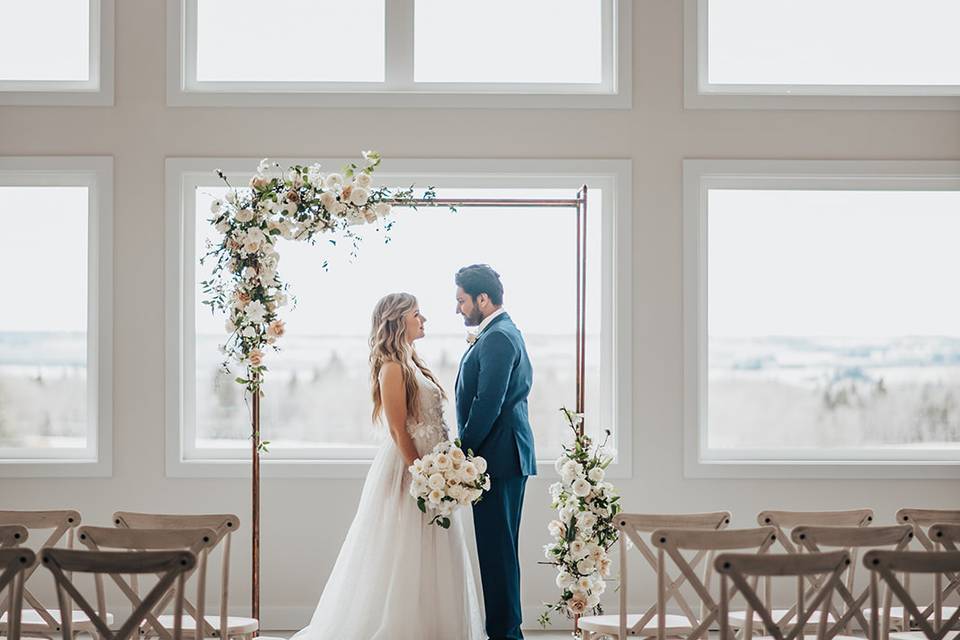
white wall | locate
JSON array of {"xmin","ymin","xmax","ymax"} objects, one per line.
[{"xmin": 2, "ymin": 0, "xmax": 959, "ymax": 631}]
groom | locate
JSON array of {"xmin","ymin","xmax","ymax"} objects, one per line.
[{"xmin": 454, "ymin": 264, "xmax": 536, "ymax": 640}]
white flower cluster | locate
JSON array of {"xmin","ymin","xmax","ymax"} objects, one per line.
[
  {"xmin": 540, "ymin": 409, "xmax": 620, "ymax": 624},
  {"xmin": 204, "ymin": 152, "xmax": 417, "ymax": 414},
  {"xmin": 409, "ymin": 439, "xmax": 491, "ymax": 529}
]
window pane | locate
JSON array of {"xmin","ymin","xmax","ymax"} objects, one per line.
[
  {"xmin": 0, "ymin": 187, "xmax": 88, "ymax": 450},
  {"xmin": 415, "ymin": 0, "xmax": 603, "ymax": 83},
  {"xmin": 708, "ymin": 0, "xmax": 960, "ymax": 86},
  {"xmin": 0, "ymin": 0, "xmax": 89, "ymax": 81},
  {"xmin": 708, "ymin": 189, "xmax": 960, "ymax": 452},
  {"xmin": 194, "ymin": 187, "xmax": 602, "ymax": 457},
  {"xmin": 196, "ymin": 0, "xmax": 385, "ymax": 82}
]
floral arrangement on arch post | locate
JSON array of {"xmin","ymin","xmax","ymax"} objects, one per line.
[
  {"xmin": 201, "ymin": 152, "xmax": 438, "ymax": 451},
  {"xmin": 539, "ymin": 407, "xmax": 621, "ymax": 627}
]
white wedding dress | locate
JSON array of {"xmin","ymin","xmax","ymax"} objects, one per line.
[{"xmin": 291, "ymin": 365, "xmax": 486, "ymax": 640}]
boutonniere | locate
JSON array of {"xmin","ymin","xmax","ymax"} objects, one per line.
[{"xmin": 466, "ymin": 333, "xmax": 478, "ymax": 345}]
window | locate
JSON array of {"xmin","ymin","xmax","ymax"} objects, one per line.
[
  {"xmin": 684, "ymin": 0, "xmax": 960, "ymax": 109},
  {"xmin": 0, "ymin": 157, "xmax": 113, "ymax": 477},
  {"xmin": 684, "ymin": 160, "xmax": 960, "ymax": 478},
  {"xmin": 168, "ymin": 0, "xmax": 630, "ymax": 108},
  {"xmin": 0, "ymin": 0, "xmax": 114, "ymax": 106},
  {"xmin": 166, "ymin": 158, "xmax": 632, "ymax": 477}
]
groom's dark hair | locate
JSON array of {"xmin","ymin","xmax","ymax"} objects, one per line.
[{"xmin": 455, "ymin": 264, "xmax": 504, "ymax": 305}]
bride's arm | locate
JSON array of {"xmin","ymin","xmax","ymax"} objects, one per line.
[{"xmin": 379, "ymin": 362, "xmax": 421, "ymax": 466}]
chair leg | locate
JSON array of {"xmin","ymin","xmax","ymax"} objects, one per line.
[{"xmin": 581, "ymin": 630, "xmax": 591, "ymax": 640}]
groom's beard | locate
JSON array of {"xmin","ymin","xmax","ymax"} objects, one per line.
[{"xmin": 464, "ymin": 307, "xmax": 484, "ymax": 327}]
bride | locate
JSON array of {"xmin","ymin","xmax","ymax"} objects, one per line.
[{"xmin": 292, "ymin": 292, "xmax": 486, "ymax": 640}]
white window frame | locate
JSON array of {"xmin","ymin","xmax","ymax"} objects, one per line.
[
  {"xmin": 0, "ymin": 157, "xmax": 114, "ymax": 477},
  {"xmin": 165, "ymin": 157, "xmax": 632, "ymax": 478},
  {"xmin": 0, "ymin": 0, "xmax": 115, "ymax": 106},
  {"xmin": 683, "ymin": 159, "xmax": 960, "ymax": 479},
  {"xmin": 683, "ymin": 0, "xmax": 960, "ymax": 110},
  {"xmin": 166, "ymin": 0, "xmax": 631, "ymax": 109}
]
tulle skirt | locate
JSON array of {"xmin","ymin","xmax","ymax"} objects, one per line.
[{"xmin": 291, "ymin": 435, "xmax": 486, "ymax": 640}]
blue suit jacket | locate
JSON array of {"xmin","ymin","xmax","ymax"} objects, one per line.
[{"xmin": 455, "ymin": 312, "xmax": 537, "ymax": 477}]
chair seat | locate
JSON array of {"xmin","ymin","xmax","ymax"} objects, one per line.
[
  {"xmin": 890, "ymin": 632, "xmax": 960, "ymax": 640},
  {"xmin": 0, "ymin": 608, "xmax": 114, "ymax": 631},
  {"xmin": 728, "ymin": 608, "xmax": 837, "ymax": 626},
  {"xmin": 151, "ymin": 614, "xmax": 259, "ymax": 637},
  {"xmin": 578, "ymin": 613, "xmax": 693, "ymax": 635},
  {"xmin": 865, "ymin": 606, "xmax": 959, "ymax": 622}
]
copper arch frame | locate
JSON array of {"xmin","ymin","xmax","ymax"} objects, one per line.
[{"xmin": 250, "ymin": 187, "xmax": 589, "ymax": 625}]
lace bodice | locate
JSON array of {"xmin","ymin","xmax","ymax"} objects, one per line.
[{"xmin": 406, "ymin": 366, "xmax": 449, "ymax": 450}]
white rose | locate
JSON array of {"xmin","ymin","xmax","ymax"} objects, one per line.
[
  {"xmin": 461, "ymin": 462, "xmax": 479, "ymax": 482},
  {"xmin": 438, "ymin": 501, "xmax": 453, "ymax": 517},
  {"xmin": 353, "ymin": 172, "xmax": 372, "ymax": 189},
  {"xmin": 215, "ymin": 220, "xmax": 230, "ymax": 233},
  {"xmin": 242, "ymin": 266, "xmax": 257, "ymax": 280},
  {"xmin": 225, "ymin": 189, "xmax": 238, "ymax": 204},
  {"xmin": 571, "ymin": 478, "xmax": 591, "ymax": 498},
  {"xmin": 588, "ymin": 466, "xmax": 605, "ymax": 483},
  {"xmin": 449, "ymin": 448, "xmax": 466, "ymax": 464},
  {"xmin": 362, "ymin": 207, "xmax": 378, "ymax": 224},
  {"xmin": 428, "ymin": 489, "xmax": 444, "ymax": 505},
  {"xmin": 324, "ymin": 173, "xmax": 343, "ymax": 189},
  {"xmin": 556, "ymin": 571, "xmax": 576, "ymax": 589},
  {"xmin": 435, "ymin": 453, "xmax": 452, "ymax": 471},
  {"xmin": 554, "ymin": 457, "xmax": 568, "ymax": 474},
  {"xmin": 568, "ymin": 540, "xmax": 586, "ymax": 558},
  {"xmin": 411, "ymin": 459, "xmax": 424, "ymax": 474},
  {"xmin": 349, "ymin": 187, "xmax": 370, "ymax": 206},
  {"xmin": 576, "ymin": 511, "xmax": 597, "ymax": 531},
  {"xmin": 374, "ymin": 202, "xmax": 391, "ymax": 218},
  {"xmin": 245, "ymin": 300, "xmax": 267, "ymax": 323},
  {"xmin": 427, "ymin": 473, "xmax": 446, "ymax": 491},
  {"xmin": 593, "ymin": 575, "xmax": 607, "ymax": 594},
  {"xmin": 447, "ymin": 484, "xmax": 463, "ymax": 500},
  {"xmin": 481, "ymin": 476, "xmax": 491, "ymax": 491},
  {"xmin": 235, "ymin": 208, "xmax": 255, "ymax": 223},
  {"xmin": 559, "ymin": 506, "xmax": 576, "ymax": 523},
  {"xmin": 319, "ymin": 191, "xmax": 338, "ymax": 210},
  {"xmin": 577, "ymin": 577, "xmax": 593, "ymax": 592},
  {"xmin": 577, "ymin": 557, "xmax": 596, "ymax": 574},
  {"xmin": 473, "ymin": 456, "xmax": 487, "ymax": 474},
  {"xmin": 241, "ymin": 325, "xmax": 257, "ymax": 338},
  {"xmin": 548, "ymin": 519, "xmax": 566, "ymax": 539}
]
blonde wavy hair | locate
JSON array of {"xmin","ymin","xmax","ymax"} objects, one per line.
[{"xmin": 369, "ymin": 292, "xmax": 446, "ymax": 424}]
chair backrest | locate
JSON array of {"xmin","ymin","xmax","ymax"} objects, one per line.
[
  {"xmin": 864, "ymin": 550, "xmax": 960, "ymax": 640},
  {"xmin": 0, "ymin": 548, "xmax": 36, "ymax": 640},
  {"xmin": 651, "ymin": 527, "xmax": 777, "ymax": 640},
  {"xmin": 0, "ymin": 526, "xmax": 28, "ymax": 549},
  {"xmin": 77, "ymin": 526, "xmax": 217, "ymax": 640},
  {"xmin": 897, "ymin": 510, "xmax": 960, "ymax": 551},
  {"xmin": 614, "ymin": 511, "xmax": 731, "ymax": 639},
  {"xmin": 41, "ymin": 548, "xmax": 195, "ymax": 640},
  {"xmin": 716, "ymin": 550, "xmax": 851, "ymax": 640},
  {"xmin": 792, "ymin": 525, "xmax": 913, "ymax": 638},
  {"xmin": 113, "ymin": 512, "xmax": 240, "ymax": 636},
  {"xmin": 758, "ymin": 510, "xmax": 875, "ymax": 553},
  {"xmin": 0, "ymin": 510, "xmax": 80, "ymax": 630}
]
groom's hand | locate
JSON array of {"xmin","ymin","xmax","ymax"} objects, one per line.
[{"xmin": 461, "ymin": 331, "xmax": 515, "ymax": 453}]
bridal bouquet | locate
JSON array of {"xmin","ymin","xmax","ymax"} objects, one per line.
[
  {"xmin": 409, "ymin": 440, "xmax": 491, "ymax": 529},
  {"xmin": 539, "ymin": 408, "xmax": 620, "ymax": 626}
]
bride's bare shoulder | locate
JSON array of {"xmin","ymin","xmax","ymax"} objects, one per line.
[{"xmin": 378, "ymin": 360, "xmax": 403, "ymax": 384}]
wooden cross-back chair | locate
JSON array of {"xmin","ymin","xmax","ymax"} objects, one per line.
[
  {"xmin": 0, "ymin": 548, "xmax": 36, "ymax": 640},
  {"xmin": 0, "ymin": 526, "xmax": 28, "ymax": 550},
  {"xmin": 41, "ymin": 548, "xmax": 195, "ymax": 640},
  {"xmin": 730, "ymin": 509, "xmax": 874, "ymax": 631},
  {"xmin": 651, "ymin": 527, "xmax": 778, "ymax": 640},
  {"xmin": 77, "ymin": 526, "xmax": 217, "ymax": 640},
  {"xmin": 864, "ymin": 550, "xmax": 960, "ymax": 640},
  {"xmin": 894, "ymin": 510, "xmax": 960, "ymax": 630},
  {"xmin": 0, "ymin": 510, "xmax": 111, "ymax": 638},
  {"xmin": 578, "ymin": 511, "xmax": 732, "ymax": 640},
  {"xmin": 113, "ymin": 511, "xmax": 257, "ymax": 640},
  {"xmin": 716, "ymin": 550, "xmax": 852, "ymax": 640},
  {"xmin": 792, "ymin": 524, "xmax": 914, "ymax": 638}
]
